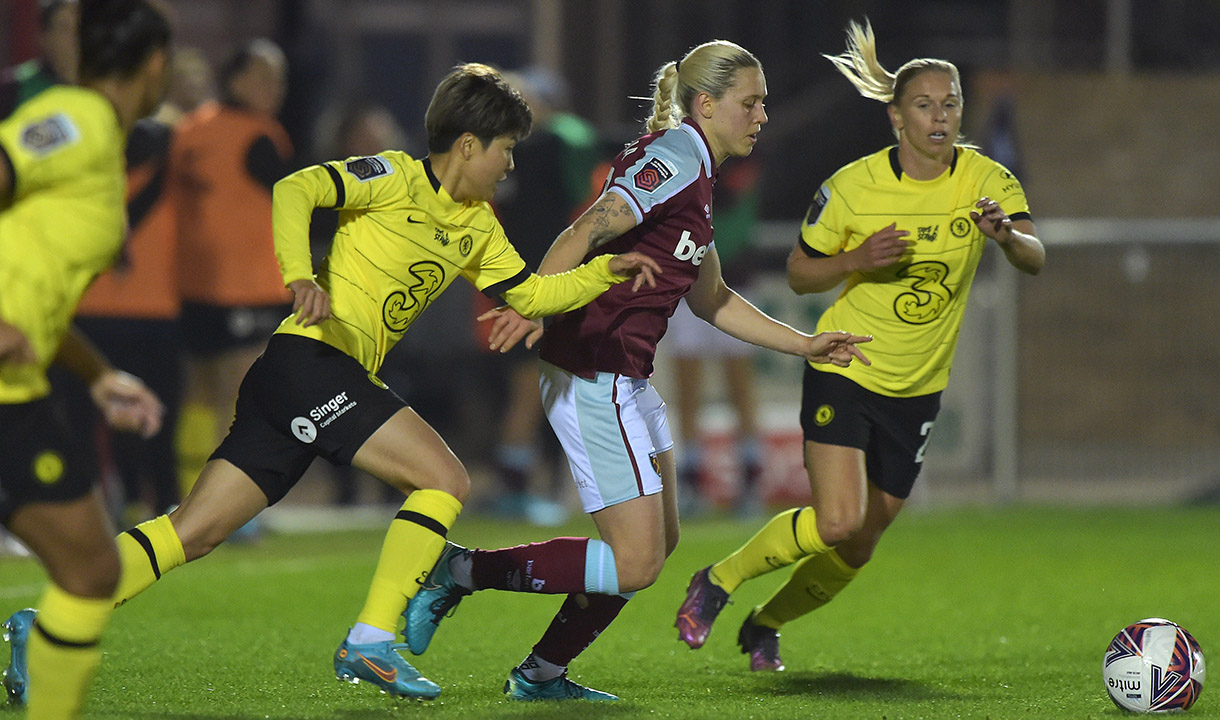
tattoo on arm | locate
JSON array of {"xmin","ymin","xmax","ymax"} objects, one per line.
[{"xmin": 585, "ymin": 194, "xmax": 626, "ymax": 251}]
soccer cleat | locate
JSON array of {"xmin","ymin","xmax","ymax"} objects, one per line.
[
  {"xmin": 503, "ymin": 666, "xmax": 618, "ymax": 701},
  {"xmin": 402, "ymin": 542, "xmax": 472, "ymax": 655},
  {"xmin": 333, "ymin": 638, "xmax": 441, "ymax": 699},
  {"xmin": 2, "ymin": 608, "xmax": 35, "ymax": 706},
  {"xmin": 675, "ymin": 566, "xmax": 729, "ymax": 649},
  {"xmin": 737, "ymin": 613, "xmax": 785, "ymax": 671}
]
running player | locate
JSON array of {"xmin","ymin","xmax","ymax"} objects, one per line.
[
  {"xmin": 403, "ymin": 41, "xmax": 871, "ymax": 701},
  {"xmin": 1, "ymin": 2, "xmax": 171, "ymax": 717},
  {"xmin": 4, "ymin": 62, "xmax": 661, "ymax": 704},
  {"xmin": 675, "ymin": 19, "xmax": 1045, "ymax": 672}
]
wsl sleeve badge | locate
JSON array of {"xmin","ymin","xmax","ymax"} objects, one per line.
[
  {"xmin": 20, "ymin": 113, "xmax": 79, "ymax": 156},
  {"xmin": 344, "ymin": 155, "xmax": 393, "ymax": 182},
  {"xmin": 804, "ymin": 183, "xmax": 831, "ymax": 226},
  {"xmin": 1103, "ymin": 618, "xmax": 1205, "ymax": 713},
  {"xmin": 632, "ymin": 157, "xmax": 674, "ymax": 193}
]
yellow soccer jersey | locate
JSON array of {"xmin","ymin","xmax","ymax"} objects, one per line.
[
  {"xmin": 273, "ymin": 152, "xmax": 626, "ymax": 374},
  {"xmin": 799, "ymin": 146, "xmax": 1030, "ymax": 397},
  {"xmin": 0, "ymin": 86, "xmax": 126, "ymax": 403}
]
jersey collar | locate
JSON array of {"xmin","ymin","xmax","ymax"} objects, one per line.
[
  {"xmin": 888, "ymin": 145, "xmax": 959, "ymax": 181},
  {"xmin": 422, "ymin": 156, "xmax": 443, "ymax": 194},
  {"xmin": 679, "ymin": 117, "xmax": 717, "ymax": 179}
]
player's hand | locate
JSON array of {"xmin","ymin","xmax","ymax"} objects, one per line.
[
  {"xmin": 850, "ymin": 223, "xmax": 911, "ymax": 271},
  {"xmin": 289, "ymin": 278, "xmax": 331, "ymax": 326},
  {"xmin": 90, "ymin": 369, "xmax": 164, "ymax": 439},
  {"xmin": 0, "ymin": 320, "xmax": 37, "ymax": 366},
  {"xmin": 970, "ymin": 196, "xmax": 1013, "ymax": 243},
  {"xmin": 608, "ymin": 251, "xmax": 662, "ymax": 291},
  {"xmin": 803, "ymin": 331, "xmax": 873, "ymax": 368},
  {"xmin": 477, "ymin": 305, "xmax": 544, "ymax": 352}
]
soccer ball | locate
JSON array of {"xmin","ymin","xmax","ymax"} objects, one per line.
[{"xmin": 1103, "ymin": 618, "xmax": 1205, "ymax": 713}]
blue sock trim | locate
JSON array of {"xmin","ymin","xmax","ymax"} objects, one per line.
[{"xmin": 583, "ymin": 539, "xmax": 620, "ymax": 594}]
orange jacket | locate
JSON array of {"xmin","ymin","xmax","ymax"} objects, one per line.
[{"xmin": 172, "ymin": 101, "xmax": 294, "ymax": 306}]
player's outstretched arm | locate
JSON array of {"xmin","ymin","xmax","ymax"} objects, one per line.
[{"xmin": 802, "ymin": 331, "xmax": 872, "ymax": 368}]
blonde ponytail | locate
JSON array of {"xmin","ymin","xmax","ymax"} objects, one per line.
[
  {"xmin": 645, "ymin": 61, "xmax": 681, "ymax": 133},
  {"xmin": 825, "ymin": 18, "xmax": 963, "ymax": 110},
  {"xmin": 822, "ymin": 19, "xmax": 895, "ymax": 103}
]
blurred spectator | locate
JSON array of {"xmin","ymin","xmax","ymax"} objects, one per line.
[
  {"xmin": 172, "ymin": 39, "xmax": 294, "ymax": 478},
  {"xmin": 475, "ymin": 67, "xmax": 607, "ymax": 525},
  {"xmin": 54, "ymin": 48, "xmax": 216, "ymax": 526},
  {"xmin": 0, "ymin": 0, "xmax": 79, "ymax": 113},
  {"xmin": 665, "ymin": 157, "xmax": 765, "ymax": 516}
]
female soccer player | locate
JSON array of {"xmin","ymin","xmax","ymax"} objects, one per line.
[
  {"xmin": 5, "ymin": 62, "xmax": 660, "ymax": 703},
  {"xmin": 1, "ymin": 2, "xmax": 171, "ymax": 717},
  {"xmin": 403, "ymin": 41, "xmax": 871, "ymax": 701},
  {"xmin": 676, "ymin": 19, "xmax": 1045, "ymax": 672}
]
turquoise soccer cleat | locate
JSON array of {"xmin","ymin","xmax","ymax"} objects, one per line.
[
  {"xmin": 402, "ymin": 542, "xmax": 471, "ymax": 655},
  {"xmin": 333, "ymin": 638, "xmax": 441, "ymax": 699},
  {"xmin": 503, "ymin": 667, "xmax": 618, "ymax": 702},
  {"xmin": 3, "ymin": 608, "xmax": 35, "ymax": 706}
]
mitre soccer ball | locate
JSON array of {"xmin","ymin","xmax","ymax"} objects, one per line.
[{"xmin": 1103, "ymin": 618, "xmax": 1205, "ymax": 712}]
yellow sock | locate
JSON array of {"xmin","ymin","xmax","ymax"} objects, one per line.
[
  {"xmin": 753, "ymin": 548, "xmax": 860, "ymax": 629},
  {"xmin": 26, "ymin": 584, "xmax": 112, "ymax": 720},
  {"xmin": 114, "ymin": 515, "xmax": 186, "ymax": 607},
  {"xmin": 355, "ymin": 489, "xmax": 462, "ymax": 633},
  {"xmin": 710, "ymin": 506, "xmax": 828, "ymax": 593}
]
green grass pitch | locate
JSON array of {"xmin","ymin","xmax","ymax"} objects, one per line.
[{"xmin": 3, "ymin": 505, "xmax": 1218, "ymax": 719}]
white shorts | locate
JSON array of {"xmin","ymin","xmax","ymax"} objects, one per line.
[
  {"xmin": 539, "ymin": 361, "xmax": 673, "ymax": 513},
  {"xmin": 664, "ymin": 298, "xmax": 756, "ymax": 357}
]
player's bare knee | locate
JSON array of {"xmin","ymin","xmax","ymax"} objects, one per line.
[
  {"xmin": 816, "ymin": 512, "xmax": 864, "ymax": 547},
  {"xmin": 617, "ymin": 553, "xmax": 665, "ymax": 593},
  {"xmin": 57, "ymin": 548, "xmax": 120, "ymax": 599}
]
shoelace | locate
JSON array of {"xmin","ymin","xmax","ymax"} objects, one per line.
[{"xmin": 427, "ymin": 586, "xmax": 470, "ymax": 623}]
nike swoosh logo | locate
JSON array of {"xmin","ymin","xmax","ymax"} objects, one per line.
[
  {"xmin": 356, "ymin": 652, "xmax": 397, "ymax": 683},
  {"xmin": 407, "ymin": 216, "xmax": 426, "ymax": 224}
]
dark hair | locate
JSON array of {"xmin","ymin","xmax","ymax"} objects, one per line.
[
  {"xmin": 38, "ymin": 0, "xmax": 76, "ymax": 31},
  {"xmin": 424, "ymin": 63, "xmax": 532, "ymax": 154},
  {"xmin": 79, "ymin": 0, "xmax": 171, "ymax": 83}
]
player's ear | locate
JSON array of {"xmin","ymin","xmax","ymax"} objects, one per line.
[
  {"xmin": 695, "ymin": 90, "xmax": 715, "ymax": 119},
  {"xmin": 455, "ymin": 132, "xmax": 477, "ymax": 160},
  {"xmin": 887, "ymin": 103, "xmax": 902, "ymax": 133}
]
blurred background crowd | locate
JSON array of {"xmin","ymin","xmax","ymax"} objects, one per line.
[{"xmin": 2, "ymin": 0, "xmax": 1217, "ymax": 536}]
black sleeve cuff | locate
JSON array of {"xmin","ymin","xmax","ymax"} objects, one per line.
[
  {"xmin": 797, "ymin": 237, "xmax": 829, "ymax": 258},
  {"xmin": 481, "ymin": 267, "xmax": 531, "ymax": 299}
]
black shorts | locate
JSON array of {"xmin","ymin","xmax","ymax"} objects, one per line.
[
  {"xmin": 0, "ymin": 398, "xmax": 95, "ymax": 524},
  {"xmin": 799, "ymin": 367, "xmax": 941, "ymax": 500},
  {"xmin": 180, "ymin": 301, "xmax": 292, "ymax": 357},
  {"xmin": 211, "ymin": 334, "xmax": 405, "ymax": 505}
]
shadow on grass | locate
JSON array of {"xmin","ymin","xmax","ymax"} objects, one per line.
[{"xmin": 759, "ymin": 670, "xmax": 961, "ymax": 702}]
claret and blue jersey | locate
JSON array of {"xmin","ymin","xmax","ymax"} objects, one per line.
[{"xmin": 541, "ymin": 118, "xmax": 721, "ymax": 379}]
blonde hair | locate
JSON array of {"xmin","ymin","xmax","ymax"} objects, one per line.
[
  {"xmin": 823, "ymin": 19, "xmax": 961, "ymax": 107},
  {"xmin": 644, "ymin": 40, "xmax": 761, "ymax": 133}
]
